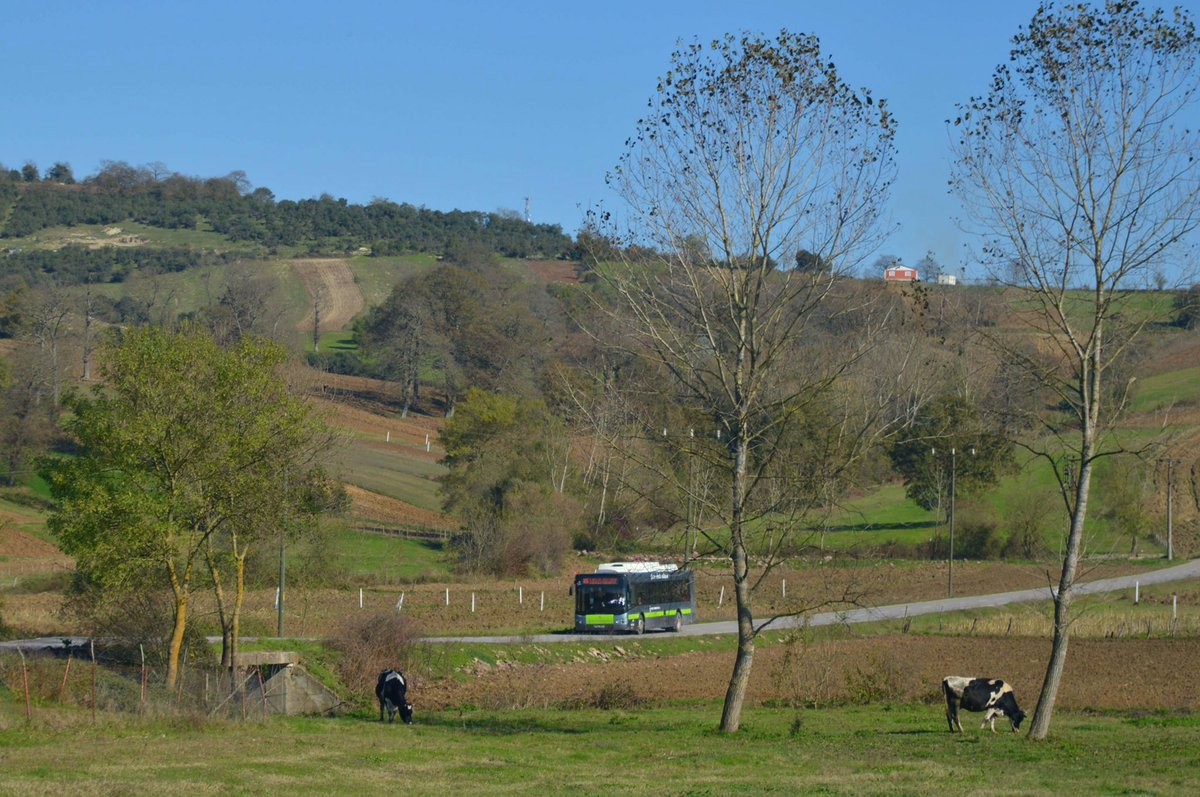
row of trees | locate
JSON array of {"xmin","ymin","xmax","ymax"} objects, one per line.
[{"xmin": 0, "ymin": 163, "xmax": 573, "ymax": 258}]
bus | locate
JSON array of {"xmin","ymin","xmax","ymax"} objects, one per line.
[{"xmin": 573, "ymin": 562, "xmax": 696, "ymax": 634}]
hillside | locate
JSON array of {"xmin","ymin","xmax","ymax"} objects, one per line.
[{"xmin": 1, "ymin": 184, "xmax": 1200, "ymax": 576}]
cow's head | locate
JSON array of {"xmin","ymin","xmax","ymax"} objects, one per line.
[
  {"xmin": 995, "ymin": 689, "xmax": 1025, "ymax": 732},
  {"xmin": 400, "ymin": 701, "xmax": 414, "ymax": 724}
]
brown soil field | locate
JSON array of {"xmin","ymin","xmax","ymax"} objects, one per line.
[
  {"xmin": 420, "ymin": 634, "xmax": 1200, "ymax": 714},
  {"xmin": 311, "ymin": 395, "xmax": 444, "ymax": 455},
  {"xmin": 344, "ymin": 484, "xmax": 456, "ymax": 530},
  {"xmin": 0, "ymin": 521, "xmax": 56, "ymax": 557},
  {"xmin": 0, "ymin": 525, "xmax": 72, "ymax": 579},
  {"xmin": 292, "ymin": 258, "xmax": 365, "ymax": 332},
  {"xmin": 527, "ymin": 259, "xmax": 583, "ymax": 285}
]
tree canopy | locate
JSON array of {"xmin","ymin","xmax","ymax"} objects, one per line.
[{"xmin": 45, "ymin": 325, "xmax": 332, "ymax": 686}]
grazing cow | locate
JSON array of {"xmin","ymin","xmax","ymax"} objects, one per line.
[
  {"xmin": 376, "ymin": 669, "xmax": 414, "ymax": 724},
  {"xmin": 942, "ymin": 676, "xmax": 1025, "ymax": 733}
]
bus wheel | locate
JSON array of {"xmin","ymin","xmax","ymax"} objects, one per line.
[
  {"xmin": 671, "ymin": 612, "xmax": 682, "ymax": 632},
  {"xmin": 633, "ymin": 615, "xmax": 645, "ymax": 635}
]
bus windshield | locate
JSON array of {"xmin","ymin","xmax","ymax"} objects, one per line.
[{"xmin": 576, "ymin": 583, "xmax": 627, "ymax": 614}]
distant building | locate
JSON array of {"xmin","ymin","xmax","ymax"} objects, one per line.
[
  {"xmin": 884, "ymin": 265, "xmax": 918, "ymax": 282},
  {"xmin": 936, "ymin": 274, "xmax": 958, "ymax": 286}
]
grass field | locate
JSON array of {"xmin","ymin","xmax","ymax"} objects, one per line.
[
  {"xmin": 331, "ymin": 534, "xmax": 449, "ymax": 582},
  {"xmin": 2, "ymin": 703, "xmax": 1197, "ymax": 796}
]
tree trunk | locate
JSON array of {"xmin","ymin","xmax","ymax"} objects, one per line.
[
  {"xmin": 231, "ymin": 553, "xmax": 247, "ymax": 674},
  {"xmin": 208, "ymin": 551, "xmax": 232, "ymax": 670},
  {"xmin": 720, "ymin": 427, "xmax": 754, "ymax": 733},
  {"xmin": 166, "ymin": 591, "xmax": 188, "ymax": 691},
  {"xmin": 1028, "ymin": 447, "xmax": 1094, "ymax": 739},
  {"xmin": 720, "ymin": 536, "xmax": 755, "ymax": 732}
]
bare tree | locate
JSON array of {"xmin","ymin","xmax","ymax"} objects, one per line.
[
  {"xmin": 599, "ymin": 31, "xmax": 909, "ymax": 733},
  {"xmin": 20, "ymin": 287, "xmax": 72, "ymax": 407},
  {"xmin": 950, "ymin": 2, "xmax": 1200, "ymax": 739},
  {"xmin": 311, "ymin": 282, "xmax": 326, "ymax": 354}
]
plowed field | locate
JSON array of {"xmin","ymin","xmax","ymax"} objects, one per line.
[{"xmin": 419, "ymin": 634, "xmax": 1200, "ymax": 714}]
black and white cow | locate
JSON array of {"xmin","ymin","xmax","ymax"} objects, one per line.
[
  {"xmin": 942, "ymin": 676, "xmax": 1025, "ymax": 733},
  {"xmin": 376, "ymin": 669, "xmax": 414, "ymax": 724}
]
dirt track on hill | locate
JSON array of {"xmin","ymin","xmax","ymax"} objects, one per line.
[{"xmin": 292, "ymin": 259, "xmax": 364, "ymax": 332}]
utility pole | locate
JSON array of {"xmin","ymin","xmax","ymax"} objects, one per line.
[
  {"xmin": 949, "ymin": 448, "xmax": 956, "ymax": 598},
  {"xmin": 278, "ymin": 469, "xmax": 288, "ymax": 637},
  {"xmin": 933, "ymin": 446, "xmax": 974, "ymax": 598},
  {"xmin": 1164, "ymin": 458, "xmax": 1179, "ymax": 561}
]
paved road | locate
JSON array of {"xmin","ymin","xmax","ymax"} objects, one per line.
[
  {"xmin": 425, "ymin": 558, "xmax": 1200, "ymax": 645},
  {"xmin": 5, "ymin": 559, "xmax": 1197, "ymax": 652}
]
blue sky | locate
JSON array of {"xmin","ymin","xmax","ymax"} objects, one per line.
[{"xmin": 5, "ymin": 1, "xmax": 1198, "ymax": 278}]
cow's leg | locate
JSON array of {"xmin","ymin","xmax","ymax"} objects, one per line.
[
  {"xmin": 982, "ymin": 709, "xmax": 997, "ymax": 733},
  {"xmin": 945, "ymin": 697, "xmax": 961, "ymax": 733}
]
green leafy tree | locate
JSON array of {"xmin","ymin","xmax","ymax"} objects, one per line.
[
  {"xmin": 44, "ymin": 162, "xmax": 75, "ymax": 184},
  {"xmin": 44, "ymin": 325, "xmax": 332, "ymax": 687},
  {"xmin": 950, "ymin": 1, "xmax": 1200, "ymax": 738},
  {"xmin": 439, "ymin": 388, "xmax": 575, "ymax": 574},
  {"xmin": 1173, "ymin": 284, "xmax": 1200, "ymax": 330},
  {"xmin": 889, "ymin": 393, "xmax": 1015, "ymax": 514}
]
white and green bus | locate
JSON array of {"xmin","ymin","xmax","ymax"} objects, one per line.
[{"xmin": 573, "ymin": 562, "xmax": 696, "ymax": 634}]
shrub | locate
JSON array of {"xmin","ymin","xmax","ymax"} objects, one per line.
[
  {"xmin": 843, "ymin": 654, "xmax": 902, "ymax": 705},
  {"xmin": 957, "ymin": 516, "xmax": 1004, "ymax": 560},
  {"xmin": 327, "ymin": 611, "xmax": 418, "ymax": 699}
]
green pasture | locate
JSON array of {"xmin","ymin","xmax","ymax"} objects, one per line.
[
  {"xmin": 345, "ymin": 253, "xmax": 439, "ymax": 307},
  {"xmin": 312, "ymin": 330, "xmax": 357, "ymax": 354},
  {"xmin": 332, "ymin": 533, "xmax": 449, "ymax": 582},
  {"xmin": 2, "ymin": 702, "xmax": 1196, "ymax": 796},
  {"xmin": 1131, "ymin": 365, "xmax": 1200, "ymax": 415}
]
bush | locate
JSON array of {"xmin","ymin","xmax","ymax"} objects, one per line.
[
  {"xmin": 453, "ymin": 485, "xmax": 578, "ymax": 577},
  {"xmin": 1002, "ymin": 490, "xmax": 1056, "ymax": 560},
  {"xmin": 327, "ymin": 611, "xmax": 418, "ymax": 700},
  {"xmin": 943, "ymin": 503, "xmax": 1004, "ymax": 560},
  {"xmin": 843, "ymin": 654, "xmax": 903, "ymax": 705},
  {"xmin": 557, "ymin": 680, "xmax": 646, "ymax": 711},
  {"xmin": 957, "ymin": 516, "xmax": 1004, "ymax": 560}
]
